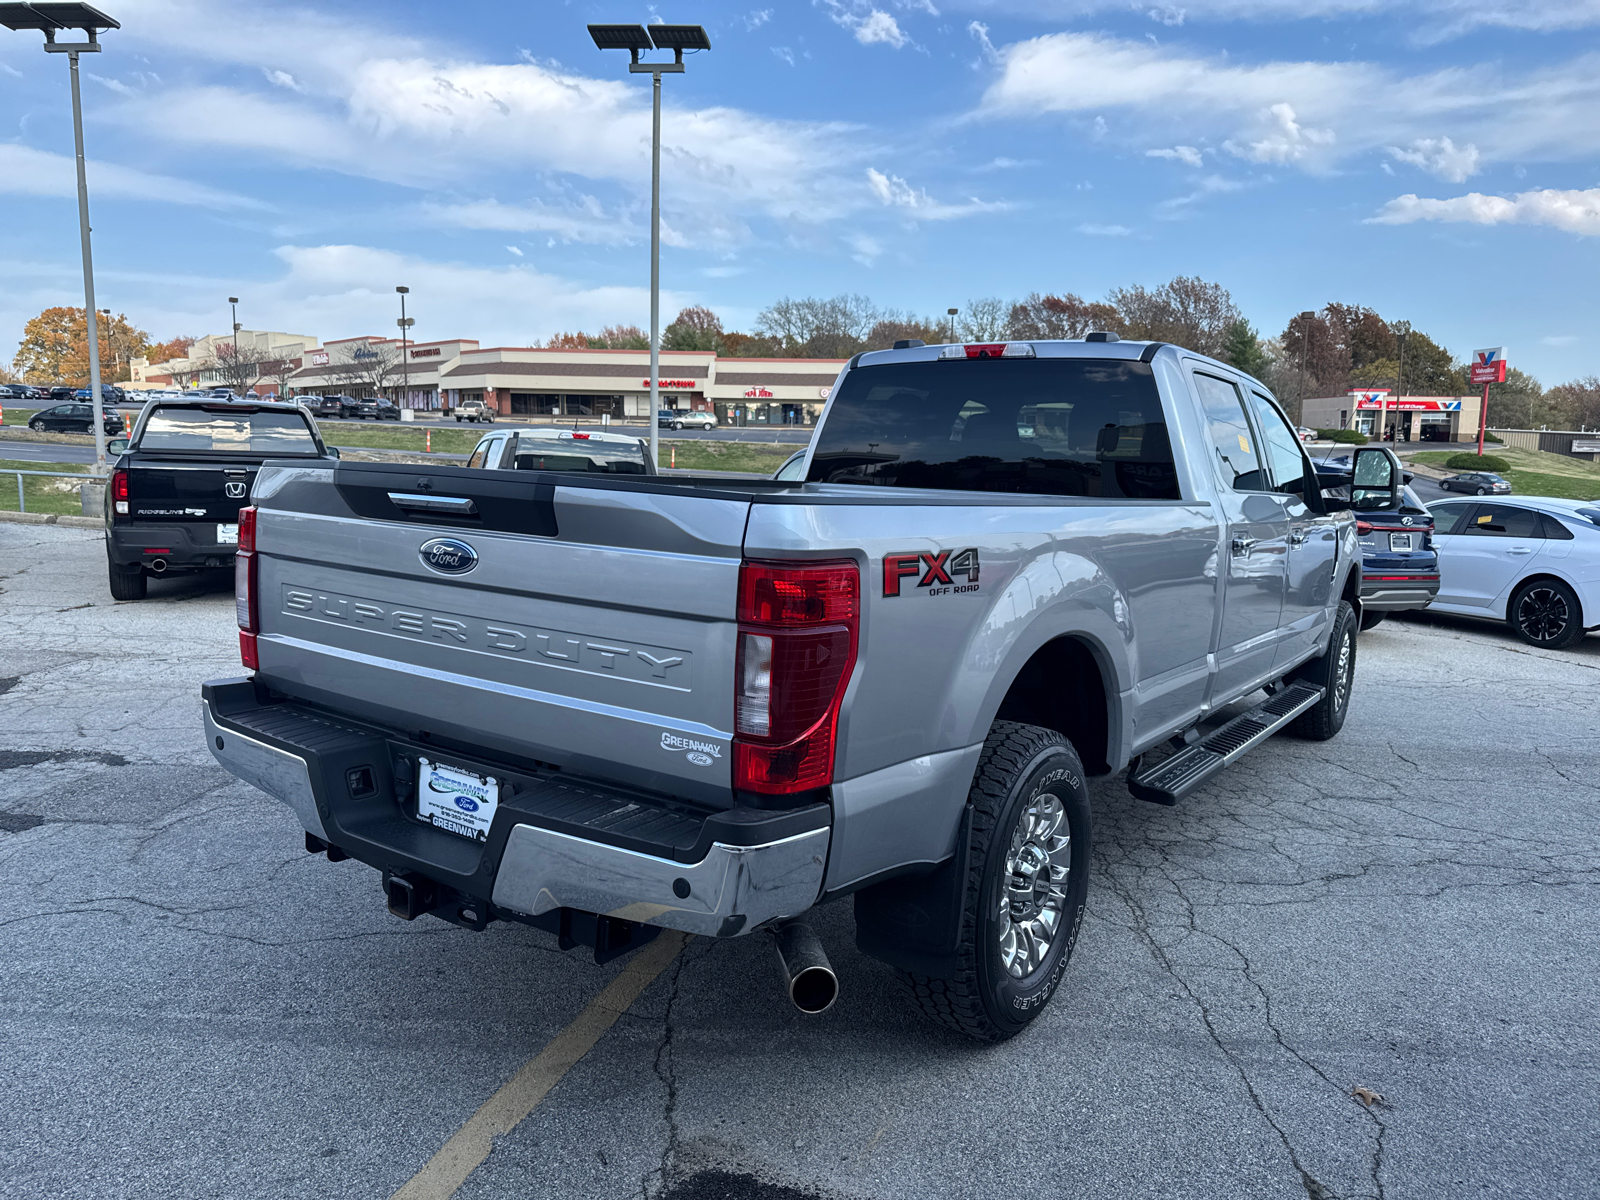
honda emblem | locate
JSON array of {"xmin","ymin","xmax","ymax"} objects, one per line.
[{"xmin": 225, "ymin": 482, "xmax": 248, "ymax": 499}]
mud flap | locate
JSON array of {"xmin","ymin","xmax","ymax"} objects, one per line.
[{"xmin": 852, "ymin": 807, "xmax": 971, "ymax": 979}]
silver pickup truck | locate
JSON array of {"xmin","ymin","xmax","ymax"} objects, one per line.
[{"xmin": 203, "ymin": 336, "xmax": 1390, "ymax": 1041}]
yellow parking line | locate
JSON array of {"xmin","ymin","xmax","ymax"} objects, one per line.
[{"xmin": 390, "ymin": 931, "xmax": 688, "ymax": 1200}]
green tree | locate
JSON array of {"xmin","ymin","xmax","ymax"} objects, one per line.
[
  {"xmin": 661, "ymin": 306, "xmax": 724, "ymax": 352},
  {"xmin": 1221, "ymin": 319, "xmax": 1270, "ymax": 379}
]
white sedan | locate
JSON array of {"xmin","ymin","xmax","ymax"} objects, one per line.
[{"xmin": 1425, "ymin": 496, "xmax": 1600, "ymax": 648}]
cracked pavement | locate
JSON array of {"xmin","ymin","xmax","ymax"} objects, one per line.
[{"xmin": 2, "ymin": 523, "xmax": 1597, "ymax": 1200}]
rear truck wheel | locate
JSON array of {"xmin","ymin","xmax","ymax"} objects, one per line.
[
  {"xmin": 902, "ymin": 721, "xmax": 1091, "ymax": 1042},
  {"xmin": 1287, "ymin": 599, "xmax": 1357, "ymax": 740},
  {"xmin": 1509, "ymin": 578, "xmax": 1585, "ymax": 649},
  {"xmin": 455, "ymin": 415, "xmax": 462, "ymax": 422},
  {"xmin": 1359, "ymin": 610, "xmax": 1387, "ymax": 632},
  {"xmin": 107, "ymin": 551, "xmax": 147, "ymax": 601}
]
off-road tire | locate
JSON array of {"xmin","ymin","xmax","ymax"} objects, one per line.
[
  {"xmin": 107, "ymin": 552, "xmax": 147, "ymax": 601},
  {"xmin": 902, "ymin": 721, "xmax": 1092, "ymax": 1042},
  {"xmin": 1359, "ymin": 610, "xmax": 1387, "ymax": 632},
  {"xmin": 1287, "ymin": 600, "xmax": 1357, "ymax": 740},
  {"xmin": 1508, "ymin": 578, "xmax": 1585, "ymax": 649}
]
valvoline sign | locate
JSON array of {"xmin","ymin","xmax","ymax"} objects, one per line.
[{"xmin": 1470, "ymin": 347, "xmax": 1507, "ymax": 385}]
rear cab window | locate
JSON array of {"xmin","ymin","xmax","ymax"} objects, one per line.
[
  {"xmin": 807, "ymin": 357, "xmax": 1179, "ymax": 498},
  {"xmin": 139, "ymin": 406, "xmax": 321, "ymax": 454},
  {"xmin": 506, "ymin": 433, "xmax": 650, "ymax": 475}
]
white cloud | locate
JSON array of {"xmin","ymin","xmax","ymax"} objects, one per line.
[
  {"xmin": 847, "ymin": 233, "xmax": 883, "ymax": 265},
  {"xmin": 948, "ymin": 0, "xmax": 1600, "ymax": 40},
  {"xmin": 262, "ymin": 68, "xmax": 305, "ymax": 93},
  {"xmin": 0, "ymin": 143, "xmax": 268, "ymax": 211},
  {"xmin": 423, "ymin": 197, "xmax": 643, "ymax": 247},
  {"xmin": 1077, "ymin": 223, "xmax": 1132, "ymax": 236},
  {"xmin": 825, "ymin": 2, "xmax": 910, "ymax": 48},
  {"xmin": 1540, "ymin": 335, "xmax": 1579, "ymax": 346},
  {"xmin": 1226, "ymin": 102, "xmax": 1335, "ymax": 165},
  {"xmin": 1147, "ymin": 145, "xmax": 1203, "ymax": 167},
  {"xmin": 1386, "ymin": 136, "xmax": 1480, "ymax": 182},
  {"xmin": 0, "ymin": 62, "xmax": 21, "ymax": 79},
  {"xmin": 505, "ymin": 245, "xmax": 522, "ymax": 256},
  {"xmin": 973, "ymin": 31, "xmax": 1600, "ymax": 176},
  {"xmin": 1368, "ymin": 187, "xmax": 1600, "ymax": 236},
  {"xmin": 772, "ymin": 46, "xmax": 796, "ymax": 66},
  {"xmin": 745, "ymin": 9, "xmax": 773, "ymax": 29},
  {"xmin": 865, "ymin": 168, "xmax": 1008, "ymax": 219}
]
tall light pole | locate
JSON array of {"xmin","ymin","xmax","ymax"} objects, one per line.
[
  {"xmin": 589, "ymin": 21, "xmax": 711, "ymax": 473},
  {"xmin": 1, "ymin": 2, "xmax": 121, "ymax": 469},
  {"xmin": 948, "ymin": 307, "xmax": 959, "ymax": 343},
  {"xmin": 1393, "ymin": 321, "xmax": 1409, "ymax": 443},
  {"xmin": 396, "ymin": 286, "xmax": 413, "ymax": 409}
]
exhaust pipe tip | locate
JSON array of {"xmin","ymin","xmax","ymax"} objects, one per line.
[
  {"xmin": 773, "ymin": 920, "xmax": 838, "ymax": 1015},
  {"xmin": 149, "ymin": 558, "xmax": 167, "ymax": 573}
]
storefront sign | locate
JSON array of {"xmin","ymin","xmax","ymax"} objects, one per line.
[
  {"xmin": 1469, "ymin": 347, "xmax": 1507, "ymax": 386},
  {"xmin": 310, "ymin": 351, "xmax": 329, "ymax": 365},
  {"xmin": 643, "ymin": 379, "xmax": 698, "ymax": 389},
  {"xmin": 744, "ymin": 387, "xmax": 774, "ymax": 398},
  {"xmin": 818, "ymin": 386, "xmax": 831, "ymax": 399},
  {"xmin": 411, "ymin": 347, "xmax": 441, "ymax": 359},
  {"xmin": 1352, "ymin": 393, "xmax": 1460, "ymax": 412}
]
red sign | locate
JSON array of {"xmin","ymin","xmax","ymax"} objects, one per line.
[
  {"xmin": 643, "ymin": 379, "xmax": 698, "ymax": 390},
  {"xmin": 744, "ymin": 387, "xmax": 774, "ymax": 398},
  {"xmin": 1469, "ymin": 346, "xmax": 1507, "ymax": 386},
  {"xmin": 1353, "ymin": 397, "xmax": 1462, "ymax": 412}
]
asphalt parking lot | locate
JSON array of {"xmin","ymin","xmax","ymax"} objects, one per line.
[{"xmin": 1, "ymin": 523, "xmax": 1596, "ymax": 1200}]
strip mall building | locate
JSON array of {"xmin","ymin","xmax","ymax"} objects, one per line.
[{"xmin": 288, "ymin": 340, "xmax": 844, "ymax": 427}]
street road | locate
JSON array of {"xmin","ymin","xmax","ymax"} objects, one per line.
[{"xmin": 1, "ymin": 525, "xmax": 1596, "ymax": 1200}]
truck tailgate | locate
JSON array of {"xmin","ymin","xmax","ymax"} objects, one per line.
[
  {"xmin": 251, "ymin": 462, "xmax": 746, "ymax": 806},
  {"xmin": 129, "ymin": 461, "xmax": 261, "ymax": 524}
]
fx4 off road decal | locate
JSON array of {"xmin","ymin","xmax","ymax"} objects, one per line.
[{"xmin": 882, "ymin": 548, "xmax": 980, "ymax": 597}]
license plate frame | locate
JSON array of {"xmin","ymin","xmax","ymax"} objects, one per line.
[
  {"xmin": 217, "ymin": 523, "xmax": 239, "ymax": 545},
  {"xmin": 416, "ymin": 757, "xmax": 499, "ymax": 842},
  {"xmin": 1388, "ymin": 532, "xmax": 1414, "ymax": 552}
]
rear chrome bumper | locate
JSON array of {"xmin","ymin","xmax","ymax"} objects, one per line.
[
  {"xmin": 201, "ymin": 681, "xmax": 827, "ymax": 938},
  {"xmin": 492, "ymin": 824, "xmax": 829, "ymax": 938}
]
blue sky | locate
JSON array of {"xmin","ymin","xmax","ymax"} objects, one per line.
[{"xmin": 3, "ymin": 0, "xmax": 1599, "ymax": 383}]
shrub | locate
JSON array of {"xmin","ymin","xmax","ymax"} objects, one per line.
[
  {"xmin": 1317, "ymin": 428, "xmax": 1368, "ymax": 445},
  {"xmin": 1484, "ymin": 432, "xmax": 1503, "ymax": 444},
  {"xmin": 1445, "ymin": 453, "xmax": 1510, "ymax": 472}
]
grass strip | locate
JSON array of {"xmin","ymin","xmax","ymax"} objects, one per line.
[
  {"xmin": 658, "ymin": 439, "xmax": 792, "ymax": 474},
  {"xmin": 0, "ymin": 457, "xmax": 94, "ymax": 516},
  {"xmin": 1411, "ymin": 446, "xmax": 1600, "ymax": 501}
]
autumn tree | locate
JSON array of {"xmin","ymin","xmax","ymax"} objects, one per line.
[
  {"xmin": 144, "ymin": 335, "xmax": 197, "ymax": 365},
  {"xmin": 755, "ymin": 295, "xmax": 878, "ymax": 358},
  {"xmin": 13, "ymin": 306, "xmax": 150, "ymax": 386},
  {"xmin": 662, "ymin": 306, "xmax": 724, "ymax": 352},
  {"xmin": 956, "ymin": 298, "xmax": 1010, "ymax": 342},
  {"xmin": 1003, "ymin": 293, "xmax": 1122, "ymax": 341},
  {"xmin": 864, "ymin": 312, "xmax": 946, "ymax": 349},
  {"xmin": 1546, "ymin": 377, "xmax": 1600, "ymax": 430},
  {"xmin": 1109, "ymin": 277, "xmax": 1240, "ymax": 358}
]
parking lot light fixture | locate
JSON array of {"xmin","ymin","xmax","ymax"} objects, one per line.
[
  {"xmin": 396, "ymin": 286, "xmax": 411, "ymax": 409},
  {"xmin": 1, "ymin": 2, "xmax": 121, "ymax": 468},
  {"xmin": 947, "ymin": 308, "xmax": 958, "ymax": 343},
  {"xmin": 588, "ymin": 20, "xmax": 710, "ymax": 473}
]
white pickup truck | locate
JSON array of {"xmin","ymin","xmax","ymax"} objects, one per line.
[{"xmin": 202, "ymin": 335, "xmax": 1385, "ymax": 1040}]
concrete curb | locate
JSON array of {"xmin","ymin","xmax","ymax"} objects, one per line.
[{"xmin": 0, "ymin": 510, "xmax": 101, "ymax": 529}]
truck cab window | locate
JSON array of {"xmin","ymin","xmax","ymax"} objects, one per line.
[
  {"xmin": 1247, "ymin": 391, "xmax": 1310, "ymax": 495},
  {"xmin": 1192, "ymin": 373, "xmax": 1265, "ymax": 491}
]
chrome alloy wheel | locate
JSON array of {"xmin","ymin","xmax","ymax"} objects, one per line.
[
  {"xmin": 997, "ymin": 792, "xmax": 1072, "ymax": 978},
  {"xmin": 1333, "ymin": 627, "xmax": 1354, "ymax": 713},
  {"xmin": 1516, "ymin": 586, "xmax": 1571, "ymax": 643}
]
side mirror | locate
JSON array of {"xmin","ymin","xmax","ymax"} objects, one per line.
[
  {"xmin": 1351, "ymin": 446, "xmax": 1400, "ymax": 511},
  {"xmin": 107, "ymin": 437, "xmax": 129, "ymax": 456},
  {"xmin": 326, "ymin": 446, "xmax": 341, "ymax": 459}
]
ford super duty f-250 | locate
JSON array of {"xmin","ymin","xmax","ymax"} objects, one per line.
[{"xmin": 202, "ymin": 335, "xmax": 1394, "ymax": 1041}]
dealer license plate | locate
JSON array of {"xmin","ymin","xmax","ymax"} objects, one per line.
[
  {"xmin": 217, "ymin": 523, "xmax": 238, "ymax": 545},
  {"xmin": 1388, "ymin": 533, "xmax": 1414, "ymax": 552},
  {"xmin": 417, "ymin": 757, "xmax": 499, "ymax": 841}
]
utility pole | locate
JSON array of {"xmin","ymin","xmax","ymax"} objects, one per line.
[
  {"xmin": 2, "ymin": 4, "xmax": 123, "ymax": 469},
  {"xmin": 590, "ymin": 22, "xmax": 710, "ymax": 472},
  {"xmin": 1297, "ymin": 311, "xmax": 1315, "ymax": 429}
]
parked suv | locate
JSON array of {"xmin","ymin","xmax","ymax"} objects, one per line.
[
  {"xmin": 299, "ymin": 395, "xmax": 344, "ymax": 419},
  {"xmin": 455, "ymin": 398, "xmax": 495, "ymax": 423},
  {"xmin": 658, "ymin": 408, "xmax": 718, "ymax": 430}
]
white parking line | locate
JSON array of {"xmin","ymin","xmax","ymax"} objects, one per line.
[{"xmin": 390, "ymin": 931, "xmax": 688, "ymax": 1200}]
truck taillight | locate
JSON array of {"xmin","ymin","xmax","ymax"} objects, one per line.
[
  {"xmin": 937, "ymin": 342, "xmax": 1036, "ymax": 360},
  {"xmin": 111, "ymin": 468, "xmax": 128, "ymax": 515},
  {"xmin": 733, "ymin": 560, "xmax": 858, "ymax": 795},
  {"xmin": 236, "ymin": 506, "xmax": 258, "ymax": 669}
]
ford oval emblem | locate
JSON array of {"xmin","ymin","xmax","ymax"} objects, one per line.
[
  {"xmin": 453, "ymin": 795, "xmax": 480, "ymax": 813},
  {"xmin": 686, "ymin": 751, "xmax": 714, "ymax": 767},
  {"xmin": 420, "ymin": 537, "xmax": 478, "ymax": 575}
]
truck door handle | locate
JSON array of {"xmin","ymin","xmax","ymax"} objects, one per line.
[
  {"xmin": 1231, "ymin": 536, "xmax": 1257, "ymax": 557},
  {"xmin": 1288, "ymin": 530, "xmax": 1308, "ymax": 546},
  {"xmin": 388, "ymin": 492, "xmax": 479, "ymax": 516}
]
